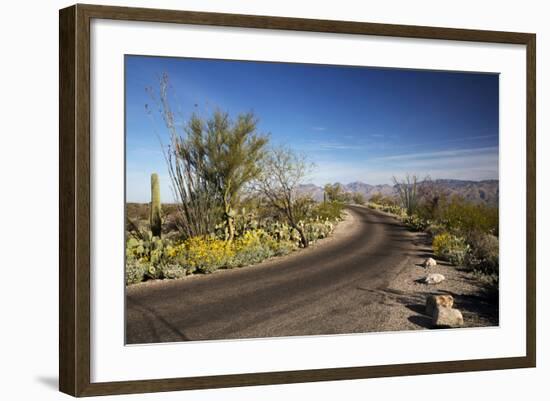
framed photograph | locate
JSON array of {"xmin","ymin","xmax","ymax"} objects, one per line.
[{"xmin": 59, "ymin": 4, "xmax": 536, "ymax": 397}]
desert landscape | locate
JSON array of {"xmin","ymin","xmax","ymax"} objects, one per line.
[{"xmin": 124, "ymin": 56, "xmax": 499, "ymax": 343}]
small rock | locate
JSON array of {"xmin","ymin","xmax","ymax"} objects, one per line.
[
  {"xmin": 426, "ymin": 294, "xmax": 454, "ymax": 316},
  {"xmin": 423, "ymin": 273, "xmax": 445, "ymax": 284},
  {"xmin": 423, "ymin": 257, "xmax": 437, "ymax": 268},
  {"xmin": 432, "ymin": 305, "xmax": 464, "ymax": 328}
]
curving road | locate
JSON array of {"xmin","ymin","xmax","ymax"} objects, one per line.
[{"xmin": 126, "ymin": 206, "xmax": 430, "ymax": 344}]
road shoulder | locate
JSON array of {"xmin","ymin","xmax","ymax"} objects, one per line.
[{"xmin": 378, "ymin": 230, "xmax": 499, "ymax": 331}]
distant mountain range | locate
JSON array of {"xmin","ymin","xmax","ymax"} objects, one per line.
[{"xmin": 298, "ymin": 179, "xmax": 499, "ymax": 205}]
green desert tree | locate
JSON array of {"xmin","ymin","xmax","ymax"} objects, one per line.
[
  {"xmin": 255, "ymin": 146, "xmax": 314, "ymax": 248},
  {"xmin": 181, "ymin": 111, "xmax": 269, "ymax": 242},
  {"xmin": 150, "ymin": 73, "xmax": 268, "ymax": 240},
  {"xmin": 325, "ymin": 183, "xmax": 355, "ymax": 203},
  {"xmin": 352, "ymin": 192, "xmax": 366, "ymax": 205},
  {"xmin": 324, "ymin": 183, "xmax": 347, "ymax": 203}
]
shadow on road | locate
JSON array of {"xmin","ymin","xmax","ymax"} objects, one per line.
[
  {"xmin": 127, "ymin": 296, "xmax": 191, "ymax": 343},
  {"xmin": 408, "ymin": 315, "xmax": 432, "ymax": 328}
]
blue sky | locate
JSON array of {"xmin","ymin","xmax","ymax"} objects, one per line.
[{"xmin": 126, "ymin": 55, "xmax": 498, "ymax": 203}]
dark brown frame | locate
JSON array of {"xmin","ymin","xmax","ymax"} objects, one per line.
[{"xmin": 59, "ymin": 3, "xmax": 536, "ymax": 397}]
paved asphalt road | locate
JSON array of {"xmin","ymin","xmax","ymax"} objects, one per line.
[{"xmin": 126, "ymin": 206, "xmax": 429, "ymax": 344}]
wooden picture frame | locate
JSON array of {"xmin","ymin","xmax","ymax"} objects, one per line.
[{"xmin": 59, "ymin": 3, "xmax": 536, "ymax": 397}]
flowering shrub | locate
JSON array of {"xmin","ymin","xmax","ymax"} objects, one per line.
[
  {"xmin": 125, "ymin": 227, "xmax": 303, "ymax": 284},
  {"xmin": 432, "ymin": 232, "xmax": 470, "ymax": 265},
  {"xmin": 176, "ymin": 236, "xmax": 234, "ymax": 274},
  {"xmin": 228, "ymin": 230, "xmax": 272, "ymax": 267},
  {"xmin": 125, "ymin": 202, "xmax": 341, "ymax": 285},
  {"xmin": 464, "ymin": 231, "xmax": 499, "ymax": 275}
]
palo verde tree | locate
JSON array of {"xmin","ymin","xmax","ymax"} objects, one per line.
[
  {"xmin": 150, "ymin": 73, "xmax": 268, "ymax": 241},
  {"xmin": 255, "ymin": 146, "xmax": 313, "ymax": 248},
  {"xmin": 182, "ymin": 111, "xmax": 269, "ymax": 242}
]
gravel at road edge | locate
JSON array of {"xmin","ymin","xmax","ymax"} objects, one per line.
[{"xmin": 378, "ymin": 229, "xmax": 499, "ymax": 332}]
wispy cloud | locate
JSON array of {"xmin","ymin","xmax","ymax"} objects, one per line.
[
  {"xmin": 311, "ymin": 126, "xmax": 327, "ymax": 131},
  {"xmin": 307, "ymin": 132, "xmax": 497, "ymax": 155},
  {"xmin": 317, "ymin": 142, "xmax": 362, "ymax": 150},
  {"xmin": 389, "ymin": 134, "xmax": 498, "ymax": 151},
  {"xmin": 373, "ymin": 146, "xmax": 498, "ymax": 162},
  {"xmin": 309, "ymin": 146, "xmax": 498, "ymax": 185}
]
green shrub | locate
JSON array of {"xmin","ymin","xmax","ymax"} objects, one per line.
[
  {"xmin": 269, "ymin": 240, "xmax": 296, "ymax": 256},
  {"xmin": 124, "ymin": 200, "xmax": 342, "ymax": 285},
  {"xmin": 225, "ymin": 230, "xmax": 294, "ymax": 268},
  {"xmin": 352, "ymin": 193, "xmax": 366, "ymax": 205},
  {"xmin": 370, "ymin": 193, "xmax": 397, "ymax": 206},
  {"xmin": 161, "ymin": 264, "xmax": 188, "ymax": 279},
  {"xmin": 433, "ymin": 232, "xmax": 470, "ymax": 265},
  {"xmin": 402, "ymin": 215, "xmax": 430, "ymax": 232},
  {"xmin": 438, "ymin": 196, "xmax": 498, "ymax": 236},
  {"xmin": 313, "ymin": 201, "xmax": 344, "ymax": 221},
  {"xmin": 368, "ymin": 202, "xmax": 406, "ymax": 217},
  {"xmin": 229, "ymin": 244, "xmax": 273, "ymax": 267},
  {"xmin": 465, "ymin": 231, "xmax": 499, "ymax": 275},
  {"xmin": 426, "ymin": 223, "xmax": 446, "ymax": 238},
  {"xmin": 125, "ymin": 260, "xmax": 148, "ymax": 285},
  {"xmin": 227, "ymin": 230, "xmax": 270, "ymax": 267},
  {"xmin": 472, "ymin": 269, "xmax": 499, "ymax": 290}
]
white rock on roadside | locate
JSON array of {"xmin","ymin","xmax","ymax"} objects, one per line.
[
  {"xmin": 425, "ymin": 294, "xmax": 454, "ymax": 316},
  {"xmin": 423, "ymin": 257, "xmax": 437, "ymax": 268},
  {"xmin": 423, "ymin": 273, "xmax": 445, "ymax": 284},
  {"xmin": 432, "ymin": 305, "xmax": 464, "ymax": 328}
]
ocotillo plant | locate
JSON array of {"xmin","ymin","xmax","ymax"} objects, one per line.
[{"xmin": 150, "ymin": 173, "xmax": 162, "ymax": 237}]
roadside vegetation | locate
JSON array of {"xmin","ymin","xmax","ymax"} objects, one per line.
[
  {"xmin": 126, "ymin": 74, "xmax": 344, "ymax": 285},
  {"xmin": 368, "ymin": 175, "xmax": 499, "ymax": 287},
  {"xmin": 127, "ymin": 74, "xmax": 498, "ymax": 288}
]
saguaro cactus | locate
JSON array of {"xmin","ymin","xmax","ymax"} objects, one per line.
[{"xmin": 150, "ymin": 173, "xmax": 162, "ymax": 237}]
